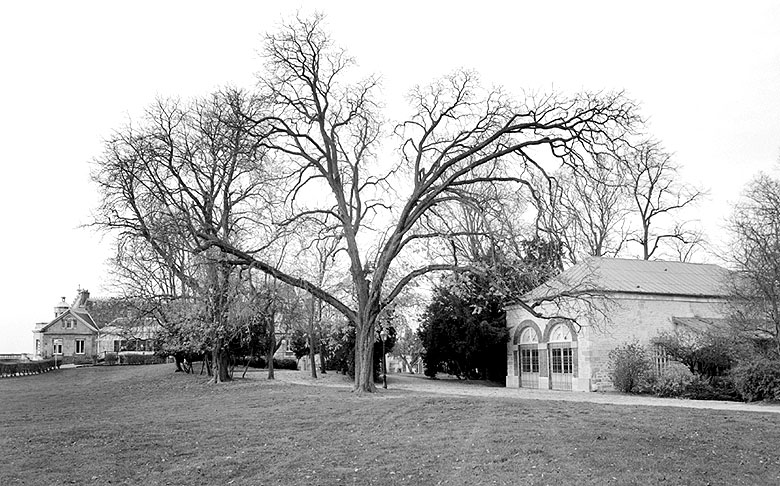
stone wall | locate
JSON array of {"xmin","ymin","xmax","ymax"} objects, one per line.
[{"xmin": 506, "ymin": 293, "xmax": 728, "ymax": 392}]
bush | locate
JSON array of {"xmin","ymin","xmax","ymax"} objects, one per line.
[
  {"xmin": 731, "ymin": 358, "xmax": 780, "ymax": 402},
  {"xmin": 104, "ymin": 353, "xmax": 118, "ymax": 365},
  {"xmin": 653, "ymin": 362, "xmax": 695, "ymax": 397},
  {"xmin": 680, "ymin": 375, "xmax": 739, "ymax": 401},
  {"xmin": 273, "ymin": 358, "xmax": 299, "ymax": 370},
  {"xmin": 0, "ymin": 359, "xmax": 57, "ymax": 377},
  {"xmin": 652, "ymin": 330, "xmax": 737, "ymax": 378},
  {"xmin": 122, "ymin": 354, "xmax": 165, "ymax": 365},
  {"xmin": 609, "ymin": 341, "xmax": 651, "ymax": 393}
]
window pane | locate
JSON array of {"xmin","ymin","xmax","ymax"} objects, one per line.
[
  {"xmin": 561, "ymin": 348, "xmax": 573, "ymax": 373},
  {"xmin": 531, "ymin": 349, "xmax": 539, "ymax": 372},
  {"xmin": 552, "ymin": 348, "xmax": 562, "ymax": 373}
]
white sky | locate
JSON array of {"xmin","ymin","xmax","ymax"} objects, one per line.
[{"xmin": 1, "ymin": 1, "xmax": 779, "ymax": 353}]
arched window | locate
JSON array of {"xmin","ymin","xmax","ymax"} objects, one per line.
[
  {"xmin": 547, "ymin": 322, "xmax": 575, "ymax": 390},
  {"xmin": 549, "ymin": 323, "xmax": 573, "ymax": 342},
  {"xmin": 517, "ymin": 326, "xmax": 541, "ymax": 388},
  {"xmin": 519, "ymin": 327, "xmax": 539, "ymax": 344}
]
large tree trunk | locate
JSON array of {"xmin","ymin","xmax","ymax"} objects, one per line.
[
  {"xmin": 353, "ymin": 317, "xmax": 376, "ymax": 394},
  {"xmin": 212, "ymin": 341, "xmax": 231, "ymax": 383}
]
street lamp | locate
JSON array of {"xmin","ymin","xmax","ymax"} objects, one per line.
[{"xmin": 379, "ymin": 327, "xmax": 388, "ymax": 389}]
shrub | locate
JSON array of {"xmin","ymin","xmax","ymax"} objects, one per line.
[
  {"xmin": 652, "ymin": 330, "xmax": 737, "ymax": 378},
  {"xmin": 681, "ymin": 375, "xmax": 740, "ymax": 401},
  {"xmin": 126, "ymin": 354, "xmax": 165, "ymax": 365},
  {"xmin": 0, "ymin": 359, "xmax": 57, "ymax": 377},
  {"xmin": 730, "ymin": 358, "xmax": 780, "ymax": 402},
  {"xmin": 104, "ymin": 353, "xmax": 118, "ymax": 365},
  {"xmin": 608, "ymin": 341, "xmax": 651, "ymax": 393},
  {"xmin": 653, "ymin": 362, "xmax": 695, "ymax": 397},
  {"xmin": 273, "ymin": 358, "xmax": 299, "ymax": 370}
]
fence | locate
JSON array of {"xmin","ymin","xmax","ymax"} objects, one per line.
[{"xmin": 652, "ymin": 346, "xmax": 669, "ymax": 375}]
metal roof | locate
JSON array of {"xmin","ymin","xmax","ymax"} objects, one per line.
[{"xmin": 524, "ymin": 257, "xmax": 732, "ymax": 302}]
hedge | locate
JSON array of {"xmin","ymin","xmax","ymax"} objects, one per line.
[
  {"xmin": 0, "ymin": 359, "xmax": 58, "ymax": 378},
  {"xmin": 120, "ymin": 354, "xmax": 165, "ymax": 365}
]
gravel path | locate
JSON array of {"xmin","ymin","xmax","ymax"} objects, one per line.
[{"xmin": 266, "ymin": 369, "xmax": 780, "ymax": 414}]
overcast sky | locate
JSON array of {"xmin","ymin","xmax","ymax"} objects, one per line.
[{"xmin": 1, "ymin": 1, "xmax": 779, "ymax": 353}]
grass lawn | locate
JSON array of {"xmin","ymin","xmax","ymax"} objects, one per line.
[{"xmin": 1, "ymin": 365, "xmax": 779, "ymax": 485}]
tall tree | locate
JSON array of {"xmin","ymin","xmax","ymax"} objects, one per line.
[
  {"xmin": 624, "ymin": 140, "xmax": 704, "ymax": 260},
  {"xmin": 727, "ymin": 172, "xmax": 780, "ymax": 354},
  {"xmin": 197, "ymin": 15, "xmax": 640, "ymax": 393},
  {"xmin": 92, "ymin": 89, "xmax": 269, "ymax": 383},
  {"xmin": 535, "ymin": 156, "xmax": 632, "ymax": 263}
]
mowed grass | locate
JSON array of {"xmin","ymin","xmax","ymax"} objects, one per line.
[{"xmin": 1, "ymin": 366, "xmax": 779, "ymax": 486}]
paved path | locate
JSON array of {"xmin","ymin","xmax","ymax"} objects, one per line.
[{"xmin": 267, "ymin": 369, "xmax": 780, "ymax": 415}]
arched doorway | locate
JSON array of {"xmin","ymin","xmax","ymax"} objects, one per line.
[
  {"xmin": 547, "ymin": 322, "xmax": 574, "ymax": 391},
  {"xmin": 518, "ymin": 326, "xmax": 540, "ymax": 388}
]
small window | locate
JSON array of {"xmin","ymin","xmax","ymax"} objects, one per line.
[
  {"xmin": 75, "ymin": 339, "xmax": 85, "ymax": 354},
  {"xmin": 53, "ymin": 342, "xmax": 63, "ymax": 355}
]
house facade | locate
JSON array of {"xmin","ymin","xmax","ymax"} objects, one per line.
[
  {"xmin": 33, "ymin": 291, "xmax": 100, "ymax": 364},
  {"xmin": 506, "ymin": 257, "xmax": 731, "ymax": 392}
]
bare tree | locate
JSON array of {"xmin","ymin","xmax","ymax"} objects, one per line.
[
  {"xmin": 92, "ymin": 89, "xmax": 269, "ymax": 383},
  {"xmin": 623, "ymin": 140, "xmax": 704, "ymax": 260},
  {"xmin": 533, "ymin": 155, "xmax": 632, "ymax": 264},
  {"xmin": 196, "ymin": 15, "xmax": 640, "ymax": 393},
  {"xmin": 726, "ymin": 172, "xmax": 780, "ymax": 353}
]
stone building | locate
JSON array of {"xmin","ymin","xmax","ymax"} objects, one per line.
[
  {"xmin": 505, "ymin": 257, "xmax": 732, "ymax": 392},
  {"xmin": 33, "ymin": 290, "xmax": 100, "ymax": 364},
  {"xmin": 32, "ymin": 290, "xmax": 158, "ymax": 364}
]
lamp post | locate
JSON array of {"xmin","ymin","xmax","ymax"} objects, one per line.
[{"xmin": 379, "ymin": 328, "xmax": 388, "ymax": 389}]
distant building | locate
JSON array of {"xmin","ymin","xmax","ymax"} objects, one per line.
[
  {"xmin": 506, "ymin": 257, "xmax": 732, "ymax": 392},
  {"xmin": 32, "ymin": 289, "xmax": 159, "ymax": 364}
]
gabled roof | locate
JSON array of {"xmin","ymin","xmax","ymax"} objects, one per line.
[
  {"xmin": 523, "ymin": 257, "xmax": 732, "ymax": 303},
  {"xmin": 39, "ymin": 309, "xmax": 100, "ymax": 333}
]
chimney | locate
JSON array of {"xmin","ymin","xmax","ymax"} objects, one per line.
[{"xmin": 75, "ymin": 289, "xmax": 90, "ymax": 309}]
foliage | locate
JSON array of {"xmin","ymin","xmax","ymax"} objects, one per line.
[
  {"xmin": 121, "ymin": 354, "xmax": 166, "ymax": 366},
  {"xmin": 730, "ymin": 358, "xmax": 780, "ymax": 402},
  {"xmin": 326, "ymin": 326, "xmax": 356, "ymax": 376},
  {"xmin": 274, "ymin": 358, "xmax": 299, "ymax": 371},
  {"xmin": 608, "ymin": 341, "xmax": 652, "ymax": 393},
  {"xmin": 653, "ymin": 362, "xmax": 695, "ymax": 397},
  {"xmin": 289, "ymin": 329, "xmax": 310, "ymax": 360},
  {"xmin": 103, "ymin": 353, "xmax": 118, "ymax": 365},
  {"xmin": 419, "ymin": 272, "xmax": 509, "ymax": 382},
  {"xmin": 681, "ymin": 375, "xmax": 740, "ymax": 401},
  {"xmin": 324, "ymin": 322, "xmax": 397, "ymax": 380},
  {"xmin": 651, "ymin": 330, "xmax": 738, "ymax": 378}
]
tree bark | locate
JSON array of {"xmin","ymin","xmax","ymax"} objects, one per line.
[
  {"xmin": 212, "ymin": 340, "xmax": 231, "ymax": 383},
  {"xmin": 353, "ymin": 317, "xmax": 376, "ymax": 393},
  {"xmin": 309, "ymin": 296, "xmax": 317, "ymax": 379}
]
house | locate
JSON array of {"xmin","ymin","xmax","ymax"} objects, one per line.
[
  {"xmin": 32, "ymin": 289, "xmax": 159, "ymax": 364},
  {"xmin": 33, "ymin": 290, "xmax": 101, "ymax": 364},
  {"xmin": 505, "ymin": 257, "xmax": 732, "ymax": 392}
]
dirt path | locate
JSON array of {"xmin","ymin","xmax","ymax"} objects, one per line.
[{"xmin": 262, "ymin": 369, "xmax": 780, "ymax": 414}]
